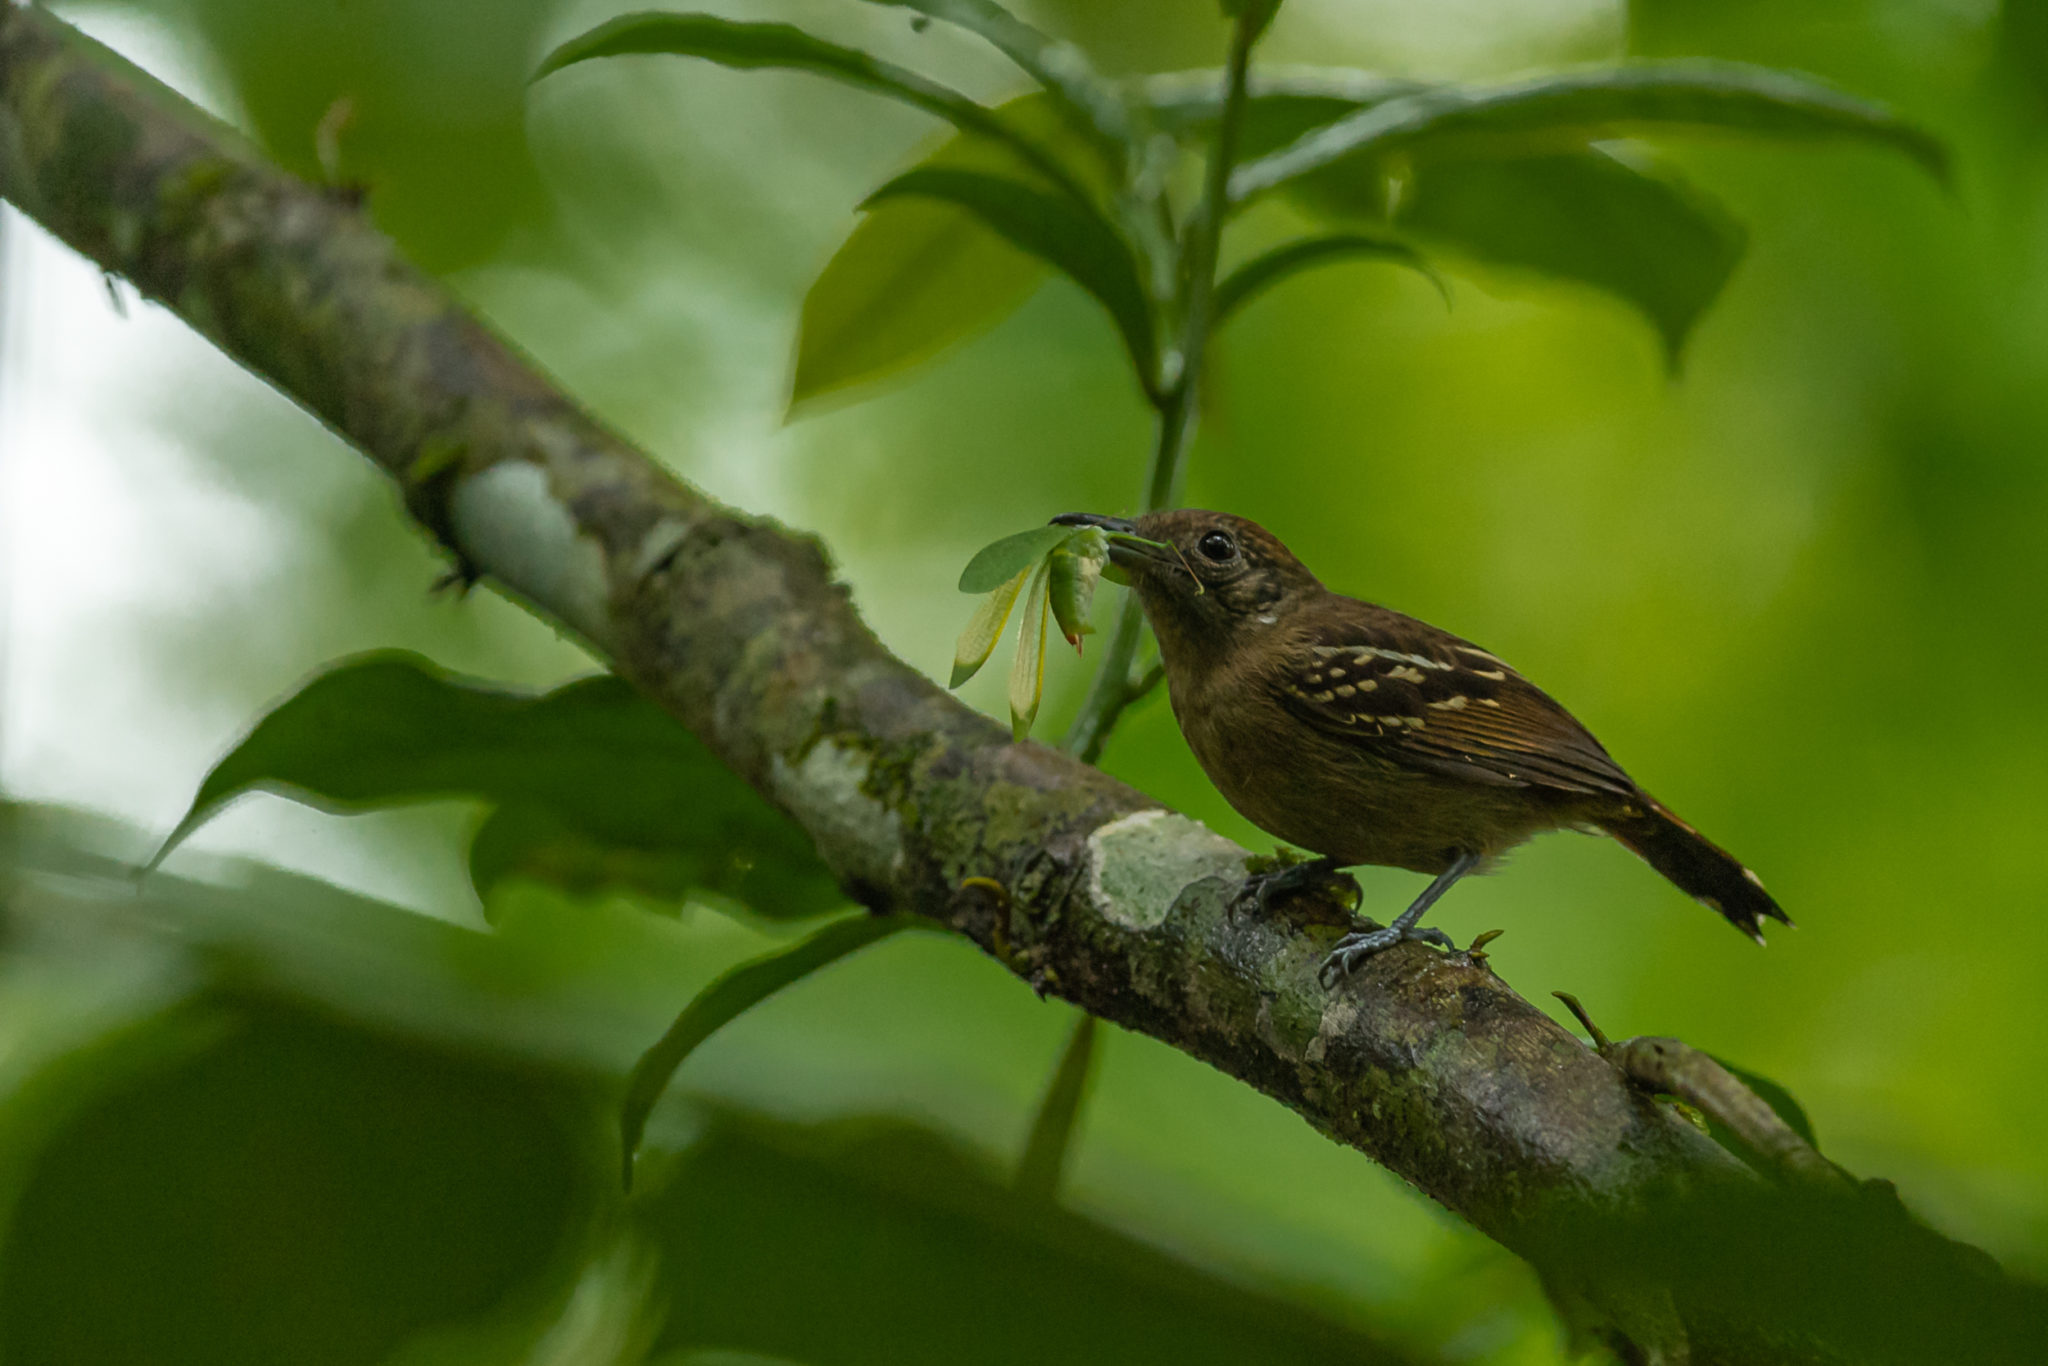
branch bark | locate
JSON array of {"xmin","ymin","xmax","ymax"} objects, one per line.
[{"xmin": 0, "ymin": 8, "xmax": 1922, "ymax": 1361}]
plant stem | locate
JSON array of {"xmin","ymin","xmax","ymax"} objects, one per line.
[
  {"xmin": 1060, "ymin": 17, "xmax": 1258, "ymax": 764},
  {"xmin": 1014, "ymin": 1012, "xmax": 1100, "ymax": 1200}
]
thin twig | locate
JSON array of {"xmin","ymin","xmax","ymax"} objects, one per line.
[
  {"xmin": 1059, "ymin": 14, "xmax": 1260, "ymax": 762},
  {"xmin": 1014, "ymin": 1012, "xmax": 1099, "ymax": 1200}
]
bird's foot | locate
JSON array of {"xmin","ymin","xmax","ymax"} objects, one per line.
[
  {"xmin": 1231, "ymin": 856, "xmax": 1360, "ymax": 922},
  {"xmin": 1318, "ymin": 922, "xmax": 1457, "ymax": 988}
]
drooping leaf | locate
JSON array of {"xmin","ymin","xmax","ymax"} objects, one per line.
[
  {"xmin": 148, "ymin": 653, "xmax": 843, "ymax": 921},
  {"xmin": 1008, "ymin": 556, "xmax": 1054, "ymax": 741},
  {"xmin": 859, "ymin": 0, "xmax": 1129, "ymax": 150},
  {"xmin": 534, "ymin": 13, "xmax": 981, "ymax": 117},
  {"xmin": 1214, "ymin": 232, "xmax": 1445, "ymax": 323},
  {"xmin": 1391, "ymin": 150, "xmax": 1744, "ymax": 364},
  {"xmin": 793, "ymin": 198, "xmax": 1044, "ymax": 410},
  {"xmin": 951, "ymin": 565, "xmax": 1034, "ymax": 689},
  {"xmin": 791, "ymin": 93, "xmax": 1102, "ymax": 409},
  {"xmin": 534, "ymin": 12, "xmax": 1093, "ymax": 215},
  {"xmin": 1231, "ymin": 60, "xmax": 1949, "ymax": 203},
  {"xmin": 957, "ymin": 524, "xmax": 1078, "ymax": 594},
  {"xmin": 866, "ymin": 167, "xmax": 1156, "ymax": 377},
  {"xmin": 1014, "ymin": 1012, "xmax": 1098, "ymax": 1200},
  {"xmin": 619, "ymin": 913, "xmax": 916, "ymax": 1186}
]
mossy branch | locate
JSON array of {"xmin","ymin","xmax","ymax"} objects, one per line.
[{"xmin": 0, "ymin": 8, "xmax": 2022, "ymax": 1361}]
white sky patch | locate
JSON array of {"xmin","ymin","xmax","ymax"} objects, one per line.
[
  {"xmin": 0, "ymin": 15, "xmax": 497, "ymax": 915},
  {"xmin": 47, "ymin": 3, "xmax": 250, "ymax": 126},
  {"xmin": 0, "ymin": 220, "xmax": 473, "ymax": 915},
  {"xmin": 1, "ymin": 215, "xmax": 277, "ymax": 811}
]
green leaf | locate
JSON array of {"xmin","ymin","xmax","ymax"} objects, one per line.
[
  {"xmin": 1008, "ymin": 556, "xmax": 1054, "ymax": 741},
  {"xmin": 1231, "ymin": 60, "xmax": 1950, "ymax": 203},
  {"xmin": 867, "ymin": 167, "xmax": 1154, "ymax": 377},
  {"xmin": 1046, "ymin": 527, "xmax": 1107, "ymax": 651},
  {"xmin": 1140, "ymin": 69, "xmax": 1429, "ymax": 147},
  {"xmin": 957, "ymin": 524, "xmax": 1077, "ymax": 594},
  {"xmin": 793, "ymin": 197, "xmax": 1043, "ymax": 410},
  {"xmin": 148, "ymin": 653, "xmax": 843, "ymax": 921},
  {"xmin": 1014, "ymin": 1012, "xmax": 1098, "ymax": 1200},
  {"xmin": 951, "ymin": 565, "xmax": 1033, "ymax": 688},
  {"xmin": 1214, "ymin": 232, "xmax": 1445, "ymax": 323},
  {"xmin": 619, "ymin": 914, "xmax": 915, "ymax": 1186},
  {"xmin": 637, "ymin": 1111, "xmax": 1435, "ymax": 1365},
  {"xmin": 860, "ymin": 0, "xmax": 1129, "ymax": 150},
  {"xmin": 534, "ymin": 12, "xmax": 1097, "ymax": 218},
  {"xmin": 533, "ymin": 12, "xmax": 979, "ymax": 123},
  {"xmin": 791, "ymin": 93, "xmax": 1098, "ymax": 409},
  {"xmin": 1392, "ymin": 150, "xmax": 1744, "ymax": 364},
  {"xmin": 0, "ymin": 999, "xmax": 589, "ymax": 1366}
]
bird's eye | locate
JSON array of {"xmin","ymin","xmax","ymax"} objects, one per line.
[{"xmin": 1197, "ymin": 530, "xmax": 1238, "ymax": 562}]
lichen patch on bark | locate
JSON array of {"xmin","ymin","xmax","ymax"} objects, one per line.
[
  {"xmin": 770, "ymin": 738, "xmax": 904, "ymax": 896},
  {"xmin": 1085, "ymin": 810, "xmax": 1245, "ymax": 931},
  {"xmin": 449, "ymin": 461, "xmax": 612, "ymax": 644}
]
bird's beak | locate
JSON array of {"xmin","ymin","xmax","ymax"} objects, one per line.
[
  {"xmin": 1050, "ymin": 512, "xmax": 1163, "ymax": 577},
  {"xmin": 1050, "ymin": 512, "xmax": 1136, "ymax": 535}
]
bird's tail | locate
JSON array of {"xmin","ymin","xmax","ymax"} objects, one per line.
[{"xmin": 1600, "ymin": 798, "xmax": 1789, "ymax": 943}]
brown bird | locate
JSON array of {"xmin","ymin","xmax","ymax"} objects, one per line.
[{"xmin": 1052, "ymin": 509, "xmax": 1788, "ymax": 984}]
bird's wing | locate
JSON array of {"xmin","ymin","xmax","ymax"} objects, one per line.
[{"xmin": 1271, "ymin": 606, "xmax": 1638, "ymax": 798}]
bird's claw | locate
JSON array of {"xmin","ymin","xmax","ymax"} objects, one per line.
[
  {"xmin": 1318, "ymin": 923, "xmax": 1457, "ymax": 988},
  {"xmin": 1230, "ymin": 858, "xmax": 1360, "ymax": 921}
]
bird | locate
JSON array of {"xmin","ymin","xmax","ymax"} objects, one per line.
[{"xmin": 1050, "ymin": 509, "xmax": 1788, "ymax": 985}]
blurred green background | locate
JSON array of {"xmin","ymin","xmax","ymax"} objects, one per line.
[{"xmin": 3, "ymin": 0, "xmax": 2046, "ymax": 1362}]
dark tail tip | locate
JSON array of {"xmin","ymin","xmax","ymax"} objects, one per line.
[{"xmin": 1603, "ymin": 798, "xmax": 1788, "ymax": 942}]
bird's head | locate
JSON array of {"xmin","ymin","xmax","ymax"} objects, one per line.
[{"xmin": 1050, "ymin": 509, "xmax": 1322, "ymax": 655}]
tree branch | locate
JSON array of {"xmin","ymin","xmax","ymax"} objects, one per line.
[{"xmin": 0, "ymin": 9, "xmax": 1989, "ymax": 1361}]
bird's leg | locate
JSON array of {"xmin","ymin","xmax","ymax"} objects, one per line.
[
  {"xmin": 1231, "ymin": 856, "xmax": 1360, "ymax": 921},
  {"xmin": 1319, "ymin": 850, "xmax": 1480, "ymax": 987}
]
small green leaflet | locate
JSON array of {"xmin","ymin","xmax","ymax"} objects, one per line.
[
  {"xmin": 1047, "ymin": 527, "xmax": 1108, "ymax": 650},
  {"xmin": 950, "ymin": 524, "xmax": 1160, "ymax": 735},
  {"xmin": 958, "ymin": 524, "xmax": 1082, "ymax": 594},
  {"xmin": 951, "ymin": 564, "xmax": 1033, "ymax": 688},
  {"xmin": 1008, "ymin": 555, "xmax": 1055, "ymax": 741}
]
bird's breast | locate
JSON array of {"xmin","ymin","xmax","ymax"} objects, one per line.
[{"xmin": 1168, "ymin": 660, "xmax": 1552, "ymax": 875}]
